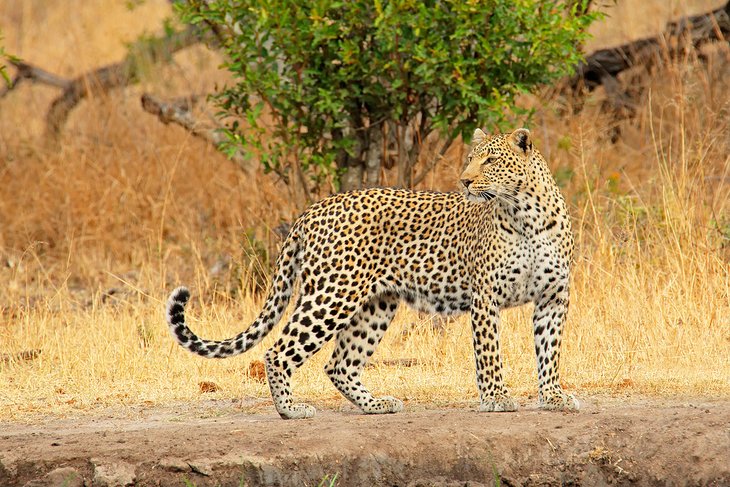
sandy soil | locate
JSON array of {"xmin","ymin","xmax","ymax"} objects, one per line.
[{"xmin": 0, "ymin": 396, "xmax": 728, "ymax": 486}]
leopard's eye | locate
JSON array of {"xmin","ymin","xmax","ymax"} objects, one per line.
[{"xmin": 481, "ymin": 156, "xmax": 498, "ymax": 166}]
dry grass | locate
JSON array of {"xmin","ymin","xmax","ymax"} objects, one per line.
[{"xmin": 0, "ymin": 0, "xmax": 728, "ymax": 422}]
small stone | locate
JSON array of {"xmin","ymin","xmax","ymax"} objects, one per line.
[
  {"xmin": 187, "ymin": 460, "xmax": 213, "ymax": 477},
  {"xmin": 0, "ymin": 453, "xmax": 18, "ymax": 477},
  {"xmin": 158, "ymin": 457, "xmax": 190, "ymax": 473},
  {"xmin": 24, "ymin": 467, "xmax": 83, "ymax": 487},
  {"xmin": 92, "ymin": 460, "xmax": 136, "ymax": 487}
]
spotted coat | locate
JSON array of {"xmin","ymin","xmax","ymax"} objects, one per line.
[{"xmin": 166, "ymin": 127, "xmax": 578, "ymax": 419}]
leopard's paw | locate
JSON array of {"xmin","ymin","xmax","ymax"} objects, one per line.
[
  {"xmin": 278, "ymin": 403, "xmax": 317, "ymax": 419},
  {"xmin": 539, "ymin": 390, "xmax": 579, "ymax": 411},
  {"xmin": 363, "ymin": 396, "xmax": 403, "ymax": 414},
  {"xmin": 479, "ymin": 395, "xmax": 518, "ymax": 412}
]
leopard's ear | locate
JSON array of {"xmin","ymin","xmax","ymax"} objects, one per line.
[
  {"xmin": 472, "ymin": 128, "xmax": 488, "ymax": 146},
  {"xmin": 508, "ymin": 128, "xmax": 533, "ymax": 156}
]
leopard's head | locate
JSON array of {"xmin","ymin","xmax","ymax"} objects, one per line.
[{"xmin": 459, "ymin": 128, "xmax": 534, "ymax": 204}]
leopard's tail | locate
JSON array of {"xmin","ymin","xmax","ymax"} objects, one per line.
[{"xmin": 165, "ymin": 230, "xmax": 301, "ymax": 359}]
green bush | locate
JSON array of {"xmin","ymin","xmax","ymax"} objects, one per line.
[{"xmin": 179, "ymin": 0, "xmax": 598, "ymax": 198}]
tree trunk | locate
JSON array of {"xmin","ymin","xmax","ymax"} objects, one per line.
[
  {"xmin": 365, "ymin": 125, "xmax": 383, "ymax": 188},
  {"xmin": 395, "ymin": 122, "xmax": 415, "ymax": 188},
  {"xmin": 336, "ymin": 129, "xmax": 365, "ymax": 193},
  {"xmin": 339, "ymin": 159, "xmax": 364, "ymax": 192}
]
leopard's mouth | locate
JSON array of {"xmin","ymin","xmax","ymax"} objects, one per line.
[{"xmin": 464, "ymin": 189, "xmax": 497, "ymax": 203}]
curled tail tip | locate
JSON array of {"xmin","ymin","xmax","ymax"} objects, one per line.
[
  {"xmin": 166, "ymin": 286, "xmax": 191, "ymax": 326},
  {"xmin": 170, "ymin": 286, "xmax": 190, "ymax": 304}
]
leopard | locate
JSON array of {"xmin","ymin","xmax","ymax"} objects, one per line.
[{"xmin": 166, "ymin": 127, "xmax": 579, "ymax": 419}]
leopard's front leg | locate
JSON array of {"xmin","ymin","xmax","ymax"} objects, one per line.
[
  {"xmin": 471, "ymin": 295, "xmax": 517, "ymax": 412},
  {"xmin": 532, "ymin": 287, "xmax": 579, "ymax": 411}
]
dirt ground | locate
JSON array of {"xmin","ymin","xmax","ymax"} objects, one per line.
[{"xmin": 0, "ymin": 396, "xmax": 728, "ymax": 487}]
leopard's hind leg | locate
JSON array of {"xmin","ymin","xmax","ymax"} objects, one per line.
[
  {"xmin": 264, "ymin": 292, "xmax": 363, "ymax": 419},
  {"xmin": 325, "ymin": 293, "xmax": 403, "ymax": 414}
]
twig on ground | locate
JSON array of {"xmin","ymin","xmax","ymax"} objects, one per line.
[{"xmin": 0, "ymin": 349, "xmax": 42, "ymax": 364}]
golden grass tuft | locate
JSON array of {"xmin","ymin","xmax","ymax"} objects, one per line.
[{"xmin": 0, "ymin": 0, "xmax": 728, "ymax": 421}]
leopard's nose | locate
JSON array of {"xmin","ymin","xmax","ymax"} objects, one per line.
[{"xmin": 461, "ymin": 179, "xmax": 473, "ymax": 189}]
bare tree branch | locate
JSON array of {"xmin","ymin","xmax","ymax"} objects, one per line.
[
  {"xmin": 45, "ymin": 25, "xmax": 205, "ymax": 141},
  {"xmin": 0, "ymin": 61, "xmax": 71, "ymax": 98},
  {"xmin": 140, "ymin": 93, "xmax": 252, "ymax": 174},
  {"xmin": 571, "ymin": 0, "xmax": 730, "ymax": 92}
]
